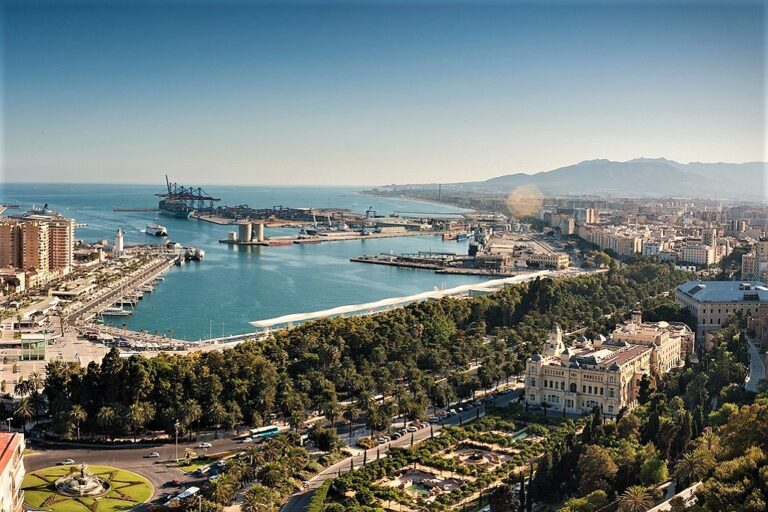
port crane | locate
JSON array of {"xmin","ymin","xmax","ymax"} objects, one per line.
[{"xmin": 156, "ymin": 175, "xmax": 222, "ymax": 212}]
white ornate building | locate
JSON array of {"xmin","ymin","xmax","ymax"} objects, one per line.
[{"xmin": 525, "ymin": 317, "xmax": 687, "ymax": 417}]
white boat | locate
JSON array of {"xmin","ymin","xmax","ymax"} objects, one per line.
[
  {"xmin": 146, "ymin": 224, "xmax": 168, "ymax": 236},
  {"xmin": 102, "ymin": 307, "xmax": 132, "ymax": 316}
]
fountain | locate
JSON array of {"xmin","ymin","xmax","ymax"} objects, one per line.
[{"xmin": 55, "ymin": 463, "xmax": 111, "ymax": 497}]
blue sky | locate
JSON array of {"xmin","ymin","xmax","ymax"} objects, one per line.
[{"xmin": 1, "ymin": 0, "xmax": 765, "ymax": 185}]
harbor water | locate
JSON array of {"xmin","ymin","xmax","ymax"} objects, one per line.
[{"xmin": 1, "ymin": 184, "xmax": 490, "ymax": 340}]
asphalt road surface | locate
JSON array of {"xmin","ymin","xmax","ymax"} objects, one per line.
[{"xmin": 24, "ymin": 431, "xmax": 246, "ymax": 508}]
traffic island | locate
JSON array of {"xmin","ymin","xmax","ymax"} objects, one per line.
[{"xmin": 22, "ymin": 464, "xmax": 153, "ymax": 512}]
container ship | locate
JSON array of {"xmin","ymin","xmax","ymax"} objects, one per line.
[{"xmin": 158, "ymin": 199, "xmax": 193, "ymax": 218}]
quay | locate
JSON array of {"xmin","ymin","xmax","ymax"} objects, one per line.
[
  {"xmin": 350, "ymin": 255, "xmax": 520, "ymax": 277},
  {"xmin": 65, "ymin": 255, "xmax": 176, "ymax": 325},
  {"xmin": 112, "ymin": 207, "xmax": 159, "ymax": 212},
  {"xmin": 219, "ymin": 230, "xmax": 447, "ymax": 247}
]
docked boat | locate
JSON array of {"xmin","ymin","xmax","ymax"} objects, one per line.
[
  {"xmin": 146, "ymin": 224, "xmax": 168, "ymax": 236},
  {"xmin": 102, "ymin": 307, "xmax": 132, "ymax": 316},
  {"xmin": 158, "ymin": 199, "xmax": 193, "ymax": 218}
]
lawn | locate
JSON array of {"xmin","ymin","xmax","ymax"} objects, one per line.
[{"xmin": 22, "ymin": 464, "xmax": 154, "ymax": 512}]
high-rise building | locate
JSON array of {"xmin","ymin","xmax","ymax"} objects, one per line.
[
  {"xmin": 21, "ymin": 221, "xmax": 49, "ymax": 272},
  {"xmin": 0, "ymin": 221, "xmax": 22, "ymax": 268},
  {"xmin": 0, "ymin": 433, "xmax": 25, "ymax": 512},
  {"xmin": 48, "ymin": 218, "xmax": 74, "ymax": 272}
]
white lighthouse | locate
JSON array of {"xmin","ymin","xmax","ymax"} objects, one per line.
[{"xmin": 114, "ymin": 228, "xmax": 124, "ymax": 257}]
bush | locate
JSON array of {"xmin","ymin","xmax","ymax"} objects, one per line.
[{"xmin": 308, "ymin": 480, "xmax": 331, "ymax": 512}]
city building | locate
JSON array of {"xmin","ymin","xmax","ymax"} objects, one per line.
[
  {"xmin": 0, "ymin": 216, "xmax": 75, "ymax": 286},
  {"xmin": 559, "ymin": 216, "xmax": 575, "ymax": 236},
  {"xmin": 21, "ymin": 221, "xmax": 50, "ymax": 272},
  {"xmin": 0, "ymin": 433, "xmax": 25, "ymax": 512},
  {"xmin": 524, "ymin": 323, "xmax": 682, "ymax": 417},
  {"xmin": 0, "ymin": 221, "xmax": 22, "ymax": 268},
  {"xmin": 526, "ymin": 252, "xmax": 570, "ymax": 269},
  {"xmin": 48, "ymin": 218, "xmax": 75, "ymax": 272},
  {"xmin": 680, "ymin": 243, "xmax": 716, "ymax": 267},
  {"xmin": 611, "ymin": 310, "xmax": 694, "ymax": 365},
  {"xmin": 675, "ymin": 280, "xmax": 768, "ymax": 340},
  {"xmin": 576, "ymin": 225, "xmax": 644, "ymax": 256}
]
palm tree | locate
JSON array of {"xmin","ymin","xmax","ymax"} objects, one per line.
[
  {"xmin": 675, "ymin": 449, "xmax": 714, "ymax": 486},
  {"xmin": 96, "ymin": 406, "xmax": 117, "ymax": 441},
  {"xmin": 128, "ymin": 402, "xmax": 155, "ymax": 442},
  {"xmin": 13, "ymin": 398, "xmax": 33, "ymax": 434},
  {"xmin": 69, "ymin": 405, "xmax": 87, "ymax": 440},
  {"xmin": 242, "ymin": 484, "xmax": 278, "ymax": 512},
  {"xmin": 342, "ymin": 404, "xmax": 359, "ymax": 440},
  {"xmin": 207, "ymin": 401, "xmax": 226, "ymax": 439},
  {"xmin": 321, "ymin": 399, "xmax": 341, "ymax": 428},
  {"xmin": 181, "ymin": 399, "xmax": 202, "ymax": 440},
  {"xmin": 13, "ymin": 380, "xmax": 29, "ymax": 398},
  {"xmin": 27, "ymin": 372, "xmax": 43, "ymax": 392},
  {"xmin": 616, "ymin": 486, "xmax": 654, "ymax": 512}
]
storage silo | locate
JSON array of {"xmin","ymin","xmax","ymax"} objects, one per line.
[
  {"xmin": 238, "ymin": 222, "xmax": 252, "ymax": 243},
  {"xmin": 254, "ymin": 223, "xmax": 265, "ymax": 242}
]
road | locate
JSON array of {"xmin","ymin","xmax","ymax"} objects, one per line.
[
  {"xmin": 24, "ymin": 431, "xmax": 246, "ymax": 507},
  {"xmin": 280, "ymin": 388, "xmax": 524, "ymax": 512}
]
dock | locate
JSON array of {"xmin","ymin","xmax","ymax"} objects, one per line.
[
  {"xmin": 113, "ymin": 207, "xmax": 159, "ymax": 212},
  {"xmin": 218, "ymin": 230, "xmax": 446, "ymax": 247}
]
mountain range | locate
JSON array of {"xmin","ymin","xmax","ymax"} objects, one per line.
[{"xmin": 404, "ymin": 158, "xmax": 766, "ymax": 200}]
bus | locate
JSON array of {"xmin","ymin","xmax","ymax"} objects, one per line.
[
  {"xmin": 164, "ymin": 486, "xmax": 199, "ymax": 507},
  {"xmin": 250, "ymin": 425, "xmax": 280, "ymax": 440}
]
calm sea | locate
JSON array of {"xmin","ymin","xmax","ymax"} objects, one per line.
[{"xmin": 1, "ymin": 184, "xmax": 489, "ymax": 340}]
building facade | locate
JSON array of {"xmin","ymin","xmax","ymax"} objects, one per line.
[
  {"xmin": 525, "ymin": 323, "xmax": 682, "ymax": 417},
  {"xmin": 676, "ymin": 280, "xmax": 768, "ymax": 340},
  {"xmin": 0, "ymin": 433, "xmax": 25, "ymax": 512}
]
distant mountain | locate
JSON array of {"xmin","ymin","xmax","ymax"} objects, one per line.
[{"xmin": 430, "ymin": 158, "xmax": 766, "ymax": 200}]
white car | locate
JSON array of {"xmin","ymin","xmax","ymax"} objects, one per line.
[
  {"xmin": 147, "ymin": 452, "xmax": 160, "ymax": 458},
  {"xmin": 58, "ymin": 459, "xmax": 75, "ymax": 465},
  {"xmin": 197, "ymin": 442, "xmax": 212, "ymax": 448},
  {"xmin": 240, "ymin": 437, "xmax": 253, "ymax": 443}
]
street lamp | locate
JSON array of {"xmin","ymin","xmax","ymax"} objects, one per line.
[
  {"xmin": 174, "ymin": 420, "xmax": 180, "ymax": 463},
  {"xmin": 6, "ymin": 417, "xmax": 11, "ymax": 432}
]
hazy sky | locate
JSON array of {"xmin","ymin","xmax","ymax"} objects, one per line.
[{"xmin": 1, "ymin": 0, "xmax": 765, "ymax": 186}]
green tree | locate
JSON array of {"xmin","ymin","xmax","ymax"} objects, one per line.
[
  {"xmin": 616, "ymin": 486, "xmax": 654, "ymax": 512},
  {"xmin": 577, "ymin": 445, "xmax": 618, "ymax": 495},
  {"xmin": 69, "ymin": 404, "xmax": 87, "ymax": 440}
]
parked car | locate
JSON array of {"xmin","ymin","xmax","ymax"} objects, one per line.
[
  {"xmin": 197, "ymin": 442, "xmax": 212, "ymax": 448},
  {"xmin": 58, "ymin": 459, "xmax": 75, "ymax": 465},
  {"xmin": 377, "ymin": 438, "xmax": 387, "ymax": 445},
  {"xmin": 448, "ymin": 408, "xmax": 457, "ymax": 415},
  {"xmin": 146, "ymin": 452, "xmax": 160, "ymax": 458},
  {"xmin": 391, "ymin": 433, "xmax": 402, "ymax": 440},
  {"xmin": 406, "ymin": 426, "xmax": 418, "ymax": 433}
]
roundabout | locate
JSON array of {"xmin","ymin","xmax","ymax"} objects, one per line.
[{"xmin": 22, "ymin": 464, "xmax": 153, "ymax": 512}]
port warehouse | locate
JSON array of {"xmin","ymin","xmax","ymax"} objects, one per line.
[{"xmin": 248, "ymin": 270, "xmax": 555, "ymax": 333}]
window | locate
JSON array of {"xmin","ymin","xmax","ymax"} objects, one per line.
[
  {"xmin": 608, "ymin": 389, "xmax": 615, "ymax": 398},
  {"xmin": 529, "ymin": 394, "xmax": 535, "ymax": 402},
  {"xmin": 608, "ymin": 405, "xmax": 614, "ymax": 413},
  {"xmin": 548, "ymin": 395, "xmax": 559, "ymax": 404},
  {"xmin": 560, "ymin": 382, "xmax": 565, "ymax": 390},
  {"xmin": 566, "ymin": 399, "xmax": 573, "ymax": 408},
  {"xmin": 570, "ymin": 383, "xmax": 577, "ymax": 393},
  {"xmin": 582, "ymin": 385, "xmax": 586, "ymax": 393},
  {"xmin": 588, "ymin": 385, "xmax": 593, "ymax": 394},
  {"xmin": 531, "ymin": 379, "xmax": 537, "ymax": 387}
]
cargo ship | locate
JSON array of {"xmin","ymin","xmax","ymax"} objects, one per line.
[{"xmin": 158, "ymin": 199, "xmax": 193, "ymax": 218}]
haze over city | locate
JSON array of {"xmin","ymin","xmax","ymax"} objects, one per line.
[{"xmin": 2, "ymin": 0, "xmax": 765, "ymax": 186}]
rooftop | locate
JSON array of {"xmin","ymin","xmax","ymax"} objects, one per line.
[{"xmin": 677, "ymin": 280, "xmax": 768, "ymax": 303}]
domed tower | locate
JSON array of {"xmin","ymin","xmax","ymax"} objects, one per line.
[{"xmin": 544, "ymin": 323, "xmax": 565, "ymax": 357}]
